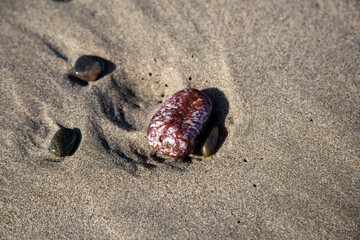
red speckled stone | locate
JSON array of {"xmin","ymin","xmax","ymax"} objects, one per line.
[{"xmin": 147, "ymin": 88, "xmax": 212, "ymax": 158}]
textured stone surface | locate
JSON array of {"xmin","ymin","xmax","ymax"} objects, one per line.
[{"xmin": 147, "ymin": 89, "xmax": 212, "ymax": 158}]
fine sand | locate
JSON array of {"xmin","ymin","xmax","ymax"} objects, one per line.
[{"xmin": 0, "ymin": 0, "xmax": 359, "ymax": 239}]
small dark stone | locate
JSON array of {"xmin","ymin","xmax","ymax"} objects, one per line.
[
  {"xmin": 73, "ymin": 56, "xmax": 105, "ymax": 82},
  {"xmin": 49, "ymin": 128, "xmax": 77, "ymax": 157},
  {"xmin": 201, "ymin": 126, "xmax": 219, "ymax": 158}
]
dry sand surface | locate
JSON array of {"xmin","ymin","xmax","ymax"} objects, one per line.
[{"xmin": 0, "ymin": 0, "xmax": 359, "ymax": 239}]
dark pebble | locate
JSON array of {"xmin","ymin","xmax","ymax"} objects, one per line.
[
  {"xmin": 49, "ymin": 128, "xmax": 77, "ymax": 157},
  {"xmin": 73, "ymin": 55, "xmax": 105, "ymax": 82},
  {"xmin": 201, "ymin": 126, "xmax": 219, "ymax": 158},
  {"xmin": 147, "ymin": 88, "xmax": 212, "ymax": 158}
]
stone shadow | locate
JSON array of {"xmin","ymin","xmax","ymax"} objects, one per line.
[
  {"xmin": 196, "ymin": 88, "xmax": 229, "ymax": 155},
  {"xmin": 68, "ymin": 128, "xmax": 81, "ymax": 156}
]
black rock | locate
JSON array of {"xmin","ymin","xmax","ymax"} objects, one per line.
[
  {"xmin": 49, "ymin": 128, "xmax": 77, "ymax": 157},
  {"xmin": 73, "ymin": 56, "xmax": 105, "ymax": 82},
  {"xmin": 201, "ymin": 126, "xmax": 219, "ymax": 158}
]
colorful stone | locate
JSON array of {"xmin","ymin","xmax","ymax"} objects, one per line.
[
  {"xmin": 201, "ymin": 126, "xmax": 219, "ymax": 158},
  {"xmin": 73, "ymin": 56, "xmax": 105, "ymax": 82},
  {"xmin": 147, "ymin": 88, "xmax": 212, "ymax": 158},
  {"xmin": 49, "ymin": 128, "xmax": 77, "ymax": 157}
]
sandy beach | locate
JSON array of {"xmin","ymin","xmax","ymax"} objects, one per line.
[{"xmin": 0, "ymin": 0, "xmax": 359, "ymax": 239}]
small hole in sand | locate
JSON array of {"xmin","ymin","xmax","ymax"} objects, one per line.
[
  {"xmin": 188, "ymin": 77, "xmax": 192, "ymax": 80},
  {"xmin": 253, "ymin": 184, "xmax": 257, "ymax": 187},
  {"xmin": 149, "ymin": 73, "xmax": 152, "ymax": 76},
  {"xmin": 309, "ymin": 118, "xmax": 313, "ymax": 122},
  {"xmin": 161, "ymin": 94, "xmax": 164, "ymax": 97},
  {"xmin": 237, "ymin": 220, "xmax": 240, "ymax": 223},
  {"xmin": 243, "ymin": 159, "xmax": 247, "ymax": 162},
  {"xmin": 165, "ymin": 84, "xmax": 168, "ymax": 87}
]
